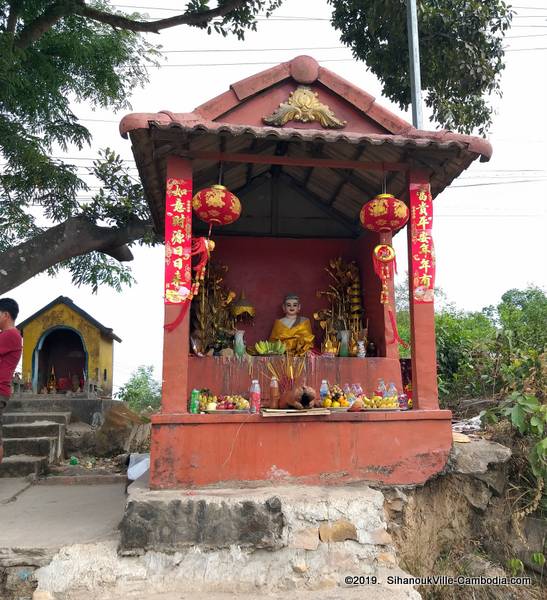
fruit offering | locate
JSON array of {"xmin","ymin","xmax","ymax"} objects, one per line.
[
  {"xmin": 321, "ymin": 384, "xmax": 350, "ymax": 408},
  {"xmin": 198, "ymin": 389, "xmax": 217, "ymax": 412},
  {"xmin": 214, "ymin": 395, "xmax": 250, "ymax": 411},
  {"xmin": 197, "ymin": 390, "xmax": 250, "ymax": 412},
  {"xmin": 217, "ymin": 395, "xmax": 250, "ymax": 411},
  {"xmin": 362, "ymin": 394, "xmax": 399, "ymax": 409},
  {"xmin": 255, "ymin": 340, "xmax": 286, "ymax": 355}
]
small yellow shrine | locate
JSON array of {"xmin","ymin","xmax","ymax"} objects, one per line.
[{"xmin": 17, "ymin": 296, "xmax": 121, "ymax": 396}]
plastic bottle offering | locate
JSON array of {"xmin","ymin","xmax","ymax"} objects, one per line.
[
  {"xmin": 250, "ymin": 379, "xmax": 261, "ymax": 414},
  {"xmin": 352, "ymin": 383, "xmax": 363, "ymax": 397},
  {"xmin": 269, "ymin": 376, "xmax": 280, "ymax": 409},
  {"xmin": 386, "ymin": 382, "xmax": 398, "ymax": 400},
  {"xmin": 343, "ymin": 383, "xmax": 352, "ymax": 396},
  {"xmin": 319, "ymin": 380, "xmax": 329, "ymax": 403},
  {"xmin": 375, "ymin": 379, "xmax": 387, "ymax": 398},
  {"xmin": 398, "ymin": 393, "xmax": 409, "ymax": 410},
  {"xmin": 189, "ymin": 389, "xmax": 200, "ymax": 414}
]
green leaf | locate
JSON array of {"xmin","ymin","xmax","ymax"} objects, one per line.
[
  {"xmin": 510, "ymin": 405, "xmax": 526, "ymax": 434},
  {"xmin": 506, "ymin": 558, "xmax": 524, "ymax": 577},
  {"xmin": 531, "ymin": 553, "xmax": 545, "ymax": 567}
]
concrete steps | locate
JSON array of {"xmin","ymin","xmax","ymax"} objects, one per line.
[
  {"xmin": 0, "ymin": 455, "xmax": 49, "ymax": 477},
  {"xmin": 3, "ymin": 436, "xmax": 59, "ymax": 462},
  {"xmin": 3, "ymin": 411, "xmax": 71, "ymax": 425},
  {"xmin": 1, "ymin": 407, "xmax": 71, "ymax": 478},
  {"xmin": 3, "ymin": 420, "xmax": 64, "ymax": 440}
]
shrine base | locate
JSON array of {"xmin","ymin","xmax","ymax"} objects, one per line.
[{"xmin": 149, "ymin": 410, "xmax": 452, "ymax": 489}]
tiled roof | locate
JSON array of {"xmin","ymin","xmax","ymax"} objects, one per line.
[{"xmin": 120, "ymin": 56, "xmax": 492, "ymax": 237}]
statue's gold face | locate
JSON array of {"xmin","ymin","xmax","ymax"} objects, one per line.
[{"xmin": 283, "ymin": 299, "xmax": 300, "ymax": 317}]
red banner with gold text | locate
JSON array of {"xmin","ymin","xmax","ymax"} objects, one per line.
[
  {"xmin": 410, "ymin": 183, "xmax": 435, "ymax": 303},
  {"xmin": 164, "ymin": 177, "xmax": 192, "ymax": 304}
]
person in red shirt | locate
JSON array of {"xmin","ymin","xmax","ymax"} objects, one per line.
[{"xmin": 0, "ymin": 298, "xmax": 23, "ymax": 464}]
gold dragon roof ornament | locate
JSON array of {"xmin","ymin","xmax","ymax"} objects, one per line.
[{"xmin": 263, "ymin": 86, "xmax": 347, "ymax": 129}]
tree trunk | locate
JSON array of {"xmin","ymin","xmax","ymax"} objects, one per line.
[{"xmin": 0, "ymin": 216, "xmax": 154, "ymax": 294}]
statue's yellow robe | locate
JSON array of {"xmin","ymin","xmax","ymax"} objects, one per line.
[{"xmin": 269, "ymin": 318, "xmax": 315, "ymax": 356}]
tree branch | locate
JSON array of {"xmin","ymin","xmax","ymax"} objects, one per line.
[
  {"xmin": 74, "ymin": 0, "xmax": 250, "ymax": 34},
  {"xmin": 6, "ymin": 0, "xmax": 23, "ymax": 33},
  {"xmin": 14, "ymin": 1, "xmax": 73, "ymax": 49},
  {"xmin": 0, "ymin": 216, "xmax": 154, "ymax": 294}
]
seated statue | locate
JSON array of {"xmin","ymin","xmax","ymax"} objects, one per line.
[{"xmin": 269, "ymin": 294, "xmax": 315, "ymax": 356}]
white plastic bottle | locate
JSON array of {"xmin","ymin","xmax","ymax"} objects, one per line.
[{"xmin": 319, "ymin": 380, "xmax": 329, "ymax": 404}]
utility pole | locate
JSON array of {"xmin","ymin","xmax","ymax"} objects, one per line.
[{"xmin": 406, "ymin": 0, "xmax": 423, "ymax": 128}]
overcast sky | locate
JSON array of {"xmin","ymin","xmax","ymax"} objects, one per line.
[{"xmin": 10, "ymin": 0, "xmax": 547, "ymax": 391}]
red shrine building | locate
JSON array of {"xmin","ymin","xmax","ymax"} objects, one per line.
[{"xmin": 120, "ymin": 56, "xmax": 491, "ymax": 489}]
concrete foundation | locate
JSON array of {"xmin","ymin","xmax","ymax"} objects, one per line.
[{"xmin": 29, "ymin": 482, "xmax": 421, "ymax": 599}]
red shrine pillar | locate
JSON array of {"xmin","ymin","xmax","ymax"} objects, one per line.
[
  {"xmin": 161, "ymin": 156, "xmax": 193, "ymax": 413},
  {"xmin": 407, "ymin": 170, "xmax": 439, "ymax": 410}
]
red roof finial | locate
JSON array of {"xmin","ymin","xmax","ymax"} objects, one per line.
[{"xmin": 290, "ymin": 55, "xmax": 319, "ymax": 84}]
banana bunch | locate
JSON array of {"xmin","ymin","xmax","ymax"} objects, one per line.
[{"xmin": 255, "ymin": 340, "xmax": 286, "ymax": 355}]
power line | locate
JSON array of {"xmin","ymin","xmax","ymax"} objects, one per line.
[
  {"xmin": 450, "ymin": 179, "xmax": 547, "ymax": 188},
  {"xmin": 514, "ymin": 5, "xmax": 547, "ymax": 9},
  {"xmin": 142, "ymin": 58, "xmax": 352, "ymax": 67},
  {"xmin": 161, "ymin": 45, "xmax": 345, "ymax": 53},
  {"xmin": 506, "ymin": 46, "xmax": 547, "ymax": 51},
  {"xmin": 506, "ymin": 33, "xmax": 547, "ymax": 37}
]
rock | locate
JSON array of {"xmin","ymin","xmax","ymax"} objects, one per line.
[
  {"xmin": 290, "ymin": 526, "xmax": 319, "ymax": 550},
  {"xmin": 460, "ymin": 477, "xmax": 493, "ymax": 511},
  {"xmin": 318, "ymin": 519, "xmax": 357, "ymax": 543},
  {"xmin": 94, "ymin": 403, "xmax": 151, "ymax": 456},
  {"xmin": 2, "ymin": 566, "xmax": 37, "ymax": 598},
  {"xmin": 514, "ymin": 516, "xmax": 547, "ymax": 574},
  {"xmin": 33, "ymin": 592, "xmax": 55, "ymax": 600},
  {"xmin": 64, "ymin": 422, "xmax": 96, "ymax": 455},
  {"xmin": 449, "ymin": 439, "xmax": 511, "ymax": 476},
  {"xmin": 291, "ymin": 561, "xmax": 308, "ymax": 574},
  {"xmin": 462, "ymin": 553, "xmax": 506, "ymax": 578},
  {"xmin": 474, "ymin": 467, "xmax": 508, "ymax": 495},
  {"xmin": 377, "ymin": 552, "xmax": 397, "ymax": 565},
  {"xmin": 120, "ymin": 495, "xmax": 285, "ymax": 553},
  {"xmin": 386, "ymin": 498, "xmax": 405, "ymax": 512},
  {"xmin": 363, "ymin": 527, "xmax": 393, "ymax": 545}
]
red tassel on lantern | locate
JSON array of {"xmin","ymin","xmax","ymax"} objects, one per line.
[{"xmin": 372, "ymin": 244, "xmax": 407, "ymax": 347}]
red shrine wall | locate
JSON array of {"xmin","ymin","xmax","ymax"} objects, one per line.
[{"xmin": 213, "ymin": 236, "xmax": 378, "ymax": 347}]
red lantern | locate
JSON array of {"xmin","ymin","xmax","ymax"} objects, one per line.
[
  {"xmin": 360, "ymin": 193, "xmax": 409, "ymax": 348},
  {"xmin": 192, "ymin": 184, "xmax": 241, "ymax": 226},
  {"xmin": 359, "ymin": 193, "xmax": 409, "ymax": 233}
]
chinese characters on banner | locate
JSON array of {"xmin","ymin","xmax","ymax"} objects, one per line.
[
  {"xmin": 410, "ymin": 183, "xmax": 435, "ymax": 303},
  {"xmin": 164, "ymin": 177, "xmax": 192, "ymax": 304}
]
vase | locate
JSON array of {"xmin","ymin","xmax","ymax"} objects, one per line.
[
  {"xmin": 338, "ymin": 330, "xmax": 350, "ymax": 357},
  {"xmin": 234, "ymin": 330, "xmax": 246, "ymax": 358}
]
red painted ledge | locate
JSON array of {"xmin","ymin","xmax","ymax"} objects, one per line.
[{"xmin": 152, "ymin": 408, "xmax": 452, "ymax": 425}]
